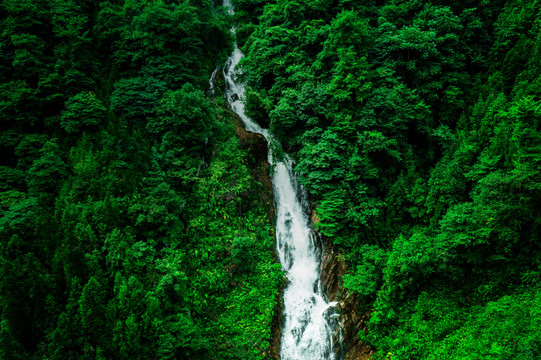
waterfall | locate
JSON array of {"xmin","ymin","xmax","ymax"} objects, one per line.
[
  {"xmin": 219, "ymin": 2, "xmax": 339, "ymax": 359},
  {"xmin": 208, "ymin": 66, "xmax": 220, "ymax": 95}
]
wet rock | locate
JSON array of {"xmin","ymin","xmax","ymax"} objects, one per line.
[
  {"xmin": 236, "ymin": 126, "xmax": 268, "ymax": 164},
  {"xmin": 233, "ymin": 115, "xmax": 273, "ymax": 205},
  {"xmin": 319, "ymin": 223, "xmax": 374, "ymax": 360}
]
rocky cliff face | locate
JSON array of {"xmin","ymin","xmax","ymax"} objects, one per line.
[{"xmin": 319, "ymin": 230, "xmax": 373, "ymax": 360}]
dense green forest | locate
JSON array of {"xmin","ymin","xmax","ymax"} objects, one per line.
[
  {"xmin": 0, "ymin": 1, "xmax": 282, "ymax": 359},
  {"xmin": 234, "ymin": 0, "xmax": 541, "ymax": 358},
  {"xmin": 1, "ymin": 0, "xmax": 540, "ymax": 359}
]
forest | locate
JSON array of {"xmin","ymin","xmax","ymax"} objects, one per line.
[
  {"xmin": 234, "ymin": 0, "xmax": 541, "ymax": 358},
  {"xmin": 0, "ymin": 1, "xmax": 281, "ymax": 359},
  {"xmin": 0, "ymin": 0, "xmax": 540, "ymax": 359}
]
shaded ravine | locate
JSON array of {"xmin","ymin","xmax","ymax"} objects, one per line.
[{"xmin": 220, "ymin": 4, "xmax": 341, "ymax": 359}]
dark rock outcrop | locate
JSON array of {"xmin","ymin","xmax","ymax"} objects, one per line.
[
  {"xmin": 233, "ymin": 116, "xmax": 273, "ymax": 217},
  {"xmin": 320, "ymin": 230, "xmax": 374, "ymax": 360}
]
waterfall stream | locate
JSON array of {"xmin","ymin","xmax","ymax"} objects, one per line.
[{"xmin": 218, "ymin": 3, "xmax": 339, "ymax": 359}]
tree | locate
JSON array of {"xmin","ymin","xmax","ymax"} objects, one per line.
[
  {"xmin": 148, "ymin": 83, "xmax": 217, "ymax": 146},
  {"xmin": 79, "ymin": 277, "xmax": 107, "ymax": 350},
  {"xmin": 26, "ymin": 141, "xmax": 68, "ymax": 197},
  {"xmin": 110, "ymin": 76, "xmax": 167, "ymax": 126},
  {"xmin": 60, "ymin": 92, "xmax": 107, "ymax": 133}
]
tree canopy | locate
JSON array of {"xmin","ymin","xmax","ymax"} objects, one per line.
[{"xmin": 235, "ymin": 0, "xmax": 541, "ymax": 358}]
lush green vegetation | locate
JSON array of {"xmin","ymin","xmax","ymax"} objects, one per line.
[
  {"xmin": 0, "ymin": 1, "xmax": 281, "ymax": 359},
  {"xmin": 234, "ymin": 0, "xmax": 541, "ymax": 358},
  {"xmin": 2, "ymin": 0, "xmax": 540, "ymax": 358}
]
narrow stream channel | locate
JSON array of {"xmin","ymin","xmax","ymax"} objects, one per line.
[{"xmin": 219, "ymin": 2, "xmax": 339, "ymax": 358}]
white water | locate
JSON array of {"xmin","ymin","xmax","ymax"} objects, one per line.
[
  {"xmin": 208, "ymin": 66, "xmax": 220, "ymax": 95},
  {"xmin": 220, "ymin": 4, "xmax": 338, "ymax": 358}
]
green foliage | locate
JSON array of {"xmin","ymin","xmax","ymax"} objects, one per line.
[
  {"xmin": 237, "ymin": 0, "xmax": 541, "ymax": 357},
  {"xmin": 327, "ymin": 47, "xmax": 371, "ymax": 105},
  {"xmin": 343, "ymin": 245, "xmax": 387, "ymax": 300},
  {"xmin": 2, "ymin": 0, "xmax": 540, "ymax": 357},
  {"xmin": 111, "ymin": 76, "xmax": 167, "ymax": 125},
  {"xmin": 244, "ymin": 86, "xmax": 272, "ymax": 128},
  {"xmin": 60, "ymin": 92, "xmax": 107, "ymax": 133},
  {"xmin": 232, "ymin": 236, "xmax": 258, "ymax": 272},
  {"xmin": 79, "ymin": 277, "xmax": 107, "ymax": 347},
  {"xmin": 10, "ymin": 33, "xmax": 46, "ymax": 78},
  {"xmin": 26, "ymin": 141, "xmax": 68, "ymax": 196},
  {"xmin": 429, "ymin": 288, "xmax": 541, "ymax": 359},
  {"xmin": 0, "ymin": 0, "xmax": 276, "ymax": 359},
  {"xmin": 149, "ymin": 83, "xmax": 218, "ymax": 145}
]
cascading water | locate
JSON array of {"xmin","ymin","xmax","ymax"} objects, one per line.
[
  {"xmin": 219, "ymin": 2, "xmax": 339, "ymax": 359},
  {"xmin": 208, "ymin": 66, "xmax": 220, "ymax": 95}
]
